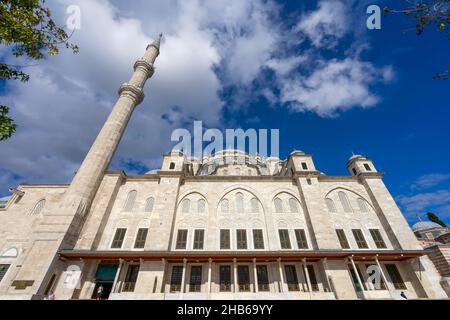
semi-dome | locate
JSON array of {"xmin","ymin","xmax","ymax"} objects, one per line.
[{"xmin": 412, "ymin": 221, "xmax": 443, "ymax": 232}]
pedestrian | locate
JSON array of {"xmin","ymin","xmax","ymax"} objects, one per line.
[
  {"xmin": 47, "ymin": 291, "xmax": 55, "ymax": 300},
  {"xmin": 97, "ymin": 285, "xmax": 104, "ymax": 300},
  {"xmin": 400, "ymin": 291, "xmax": 407, "ymax": 299}
]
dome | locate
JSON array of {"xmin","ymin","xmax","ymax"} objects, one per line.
[
  {"xmin": 348, "ymin": 154, "xmax": 364, "ymax": 162},
  {"xmin": 412, "ymin": 221, "xmax": 443, "ymax": 232}
]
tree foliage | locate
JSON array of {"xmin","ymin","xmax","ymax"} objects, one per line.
[
  {"xmin": 384, "ymin": 0, "xmax": 450, "ymax": 80},
  {"xmin": 0, "ymin": 0, "xmax": 79, "ymax": 141},
  {"xmin": 426, "ymin": 211, "xmax": 448, "ymax": 228}
]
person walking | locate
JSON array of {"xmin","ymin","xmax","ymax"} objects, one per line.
[{"xmin": 96, "ymin": 285, "xmax": 104, "ymax": 300}]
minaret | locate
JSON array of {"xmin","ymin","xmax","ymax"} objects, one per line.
[{"xmin": 60, "ymin": 33, "xmax": 163, "ymax": 245}]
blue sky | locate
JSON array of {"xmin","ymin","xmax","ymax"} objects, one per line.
[{"xmin": 0, "ymin": 0, "xmax": 449, "ymax": 225}]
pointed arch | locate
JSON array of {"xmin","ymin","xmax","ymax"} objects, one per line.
[
  {"xmin": 235, "ymin": 192, "xmax": 244, "ymax": 212},
  {"xmin": 251, "ymin": 198, "xmax": 260, "ymax": 213},
  {"xmin": 123, "ymin": 190, "xmax": 137, "ymax": 212},
  {"xmin": 220, "ymin": 199, "xmax": 229, "ymax": 213},
  {"xmin": 182, "ymin": 198, "xmax": 190, "ymax": 213},
  {"xmin": 30, "ymin": 199, "xmax": 45, "ymax": 215},
  {"xmin": 145, "ymin": 197, "xmax": 155, "ymax": 212},
  {"xmin": 357, "ymin": 198, "xmax": 369, "ymax": 213},
  {"xmin": 325, "ymin": 198, "xmax": 337, "ymax": 213},
  {"xmin": 197, "ymin": 199, "xmax": 206, "ymax": 213},
  {"xmin": 289, "ymin": 198, "xmax": 299, "ymax": 213},
  {"xmin": 338, "ymin": 191, "xmax": 352, "ymax": 213},
  {"xmin": 274, "ymin": 198, "xmax": 283, "ymax": 213}
]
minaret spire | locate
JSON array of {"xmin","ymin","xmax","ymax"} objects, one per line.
[
  {"xmin": 148, "ymin": 32, "xmax": 163, "ymax": 52},
  {"xmin": 59, "ymin": 34, "xmax": 163, "ymax": 244}
]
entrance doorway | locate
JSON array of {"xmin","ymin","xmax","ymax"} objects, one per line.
[
  {"xmin": 92, "ymin": 282, "xmax": 113, "ymax": 300},
  {"xmin": 91, "ymin": 263, "xmax": 119, "ymax": 300}
]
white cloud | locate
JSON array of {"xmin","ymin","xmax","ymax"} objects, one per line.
[
  {"xmin": 296, "ymin": 0, "xmax": 349, "ymax": 48},
  {"xmin": 411, "ymin": 173, "xmax": 450, "ymax": 190},
  {"xmin": 396, "ymin": 190, "xmax": 450, "ymax": 219},
  {"xmin": 0, "ymin": 0, "xmax": 395, "ymax": 194},
  {"xmin": 279, "ymin": 58, "xmax": 392, "ymax": 116}
]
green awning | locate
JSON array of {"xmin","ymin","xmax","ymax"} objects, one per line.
[{"xmin": 95, "ymin": 264, "xmax": 118, "ymax": 281}]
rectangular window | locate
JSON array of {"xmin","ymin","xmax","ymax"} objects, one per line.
[
  {"xmin": 336, "ymin": 229, "xmax": 350, "ymax": 249},
  {"xmin": 175, "ymin": 230, "xmax": 188, "ymax": 249},
  {"xmin": 193, "ymin": 230, "xmax": 205, "ymax": 250},
  {"xmin": 256, "ymin": 265, "xmax": 269, "ymax": 291},
  {"xmin": 170, "ymin": 266, "xmax": 184, "ymax": 292},
  {"xmin": 306, "ymin": 265, "xmax": 319, "ymax": 292},
  {"xmin": 122, "ymin": 265, "xmax": 140, "ymax": 292},
  {"xmin": 236, "ymin": 230, "xmax": 248, "ymax": 249},
  {"xmin": 366, "ymin": 264, "xmax": 387, "ymax": 290},
  {"xmin": 385, "ymin": 264, "xmax": 407, "ymax": 290},
  {"xmin": 134, "ymin": 228, "xmax": 148, "ymax": 249},
  {"xmin": 237, "ymin": 266, "xmax": 250, "ymax": 292},
  {"xmin": 220, "ymin": 230, "xmax": 230, "ymax": 250},
  {"xmin": 364, "ymin": 164, "xmax": 372, "ymax": 171},
  {"xmin": 301, "ymin": 162, "xmax": 308, "ymax": 170},
  {"xmin": 295, "ymin": 229, "xmax": 308, "ymax": 249},
  {"xmin": 369, "ymin": 229, "xmax": 387, "ymax": 249},
  {"xmin": 111, "ymin": 228, "xmax": 127, "ymax": 248},
  {"xmin": 279, "ymin": 229, "xmax": 292, "ymax": 249},
  {"xmin": 284, "ymin": 265, "xmax": 299, "ymax": 291},
  {"xmin": 219, "ymin": 266, "xmax": 232, "ymax": 292},
  {"xmin": 0, "ymin": 264, "xmax": 10, "ymax": 283},
  {"xmin": 352, "ymin": 229, "xmax": 368, "ymax": 249},
  {"xmin": 189, "ymin": 266, "xmax": 202, "ymax": 292},
  {"xmin": 253, "ymin": 229, "xmax": 265, "ymax": 249},
  {"xmin": 169, "ymin": 162, "xmax": 176, "ymax": 170}
]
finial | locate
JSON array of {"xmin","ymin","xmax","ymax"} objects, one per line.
[
  {"xmin": 417, "ymin": 214, "xmax": 423, "ymax": 222},
  {"xmin": 352, "ymin": 151, "xmax": 356, "ymax": 156},
  {"xmin": 147, "ymin": 32, "xmax": 164, "ymax": 52}
]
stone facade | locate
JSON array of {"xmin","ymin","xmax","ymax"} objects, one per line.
[
  {"xmin": 0, "ymin": 151, "xmax": 447, "ymax": 300},
  {"xmin": 0, "ymin": 36, "xmax": 447, "ymax": 300}
]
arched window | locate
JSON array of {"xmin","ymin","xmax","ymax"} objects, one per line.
[
  {"xmin": 123, "ymin": 190, "xmax": 137, "ymax": 212},
  {"xmin": 198, "ymin": 199, "xmax": 206, "ymax": 213},
  {"xmin": 274, "ymin": 198, "xmax": 283, "ymax": 213},
  {"xmin": 221, "ymin": 199, "xmax": 229, "ymax": 213},
  {"xmin": 357, "ymin": 198, "xmax": 368, "ymax": 213},
  {"xmin": 289, "ymin": 198, "xmax": 299, "ymax": 213},
  {"xmin": 325, "ymin": 198, "xmax": 337, "ymax": 213},
  {"xmin": 182, "ymin": 199, "xmax": 190, "ymax": 213},
  {"xmin": 338, "ymin": 191, "xmax": 352, "ymax": 213},
  {"xmin": 236, "ymin": 192, "xmax": 244, "ymax": 212},
  {"xmin": 250, "ymin": 198, "xmax": 259, "ymax": 213},
  {"xmin": 145, "ymin": 197, "xmax": 155, "ymax": 213},
  {"xmin": 30, "ymin": 199, "xmax": 45, "ymax": 215}
]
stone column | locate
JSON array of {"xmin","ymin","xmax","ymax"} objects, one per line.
[
  {"xmin": 253, "ymin": 258, "xmax": 258, "ymax": 293},
  {"xmin": 302, "ymin": 258, "xmax": 312, "ymax": 299},
  {"xmin": 233, "ymin": 258, "xmax": 238, "ymax": 293},
  {"xmin": 207, "ymin": 258, "xmax": 212, "ymax": 295},
  {"xmin": 374, "ymin": 256, "xmax": 394, "ymax": 298},
  {"xmin": 112, "ymin": 259, "xmax": 124, "ymax": 294},
  {"xmin": 277, "ymin": 258, "xmax": 285, "ymax": 293},
  {"xmin": 181, "ymin": 258, "xmax": 187, "ymax": 294},
  {"xmin": 350, "ymin": 256, "xmax": 365, "ymax": 299}
]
